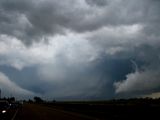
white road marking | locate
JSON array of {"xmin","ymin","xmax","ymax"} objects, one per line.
[{"xmin": 11, "ymin": 109, "xmax": 19, "ymax": 120}]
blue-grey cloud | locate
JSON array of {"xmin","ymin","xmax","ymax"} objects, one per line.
[
  {"xmin": 0, "ymin": 0, "xmax": 160, "ymax": 99},
  {"xmin": 85, "ymin": 0, "xmax": 109, "ymax": 7}
]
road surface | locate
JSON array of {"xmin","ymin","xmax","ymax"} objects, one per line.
[{"xmin": 15, "ymin": 104, "xmax": 97, "ymax": 120}]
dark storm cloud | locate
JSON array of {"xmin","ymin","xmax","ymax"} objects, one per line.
[
  {"xmin": 0, "ymin": 0, "xmax": 68, "ymax": 45},
  {"xmin": 0, "ymin": 0, "xmax": 96, "ymax": 45},
  {"xmin": 0, "ymin": 0, "xmax": 160, "ymax": 99},
  {"xmin": 0, "ymin": 65, "xmax": 46, "ymax": 94},
  {"xmin": 0, "ymin": 0, "xmax": 159, "ymax": 45},
  {"xmin": 0, "ymin": 56, "xmax": 133, "ymax": 100},
  {"xmin": 85, "ymin": 1, "xmax": 160, "ymax": 97},
  {"xmin": 113, "ymin": 44, "xmax": 160, "ymax": 97},
  {"xmin": 85, "ymin": 0, "xmax": 108, "ymax": 6}
]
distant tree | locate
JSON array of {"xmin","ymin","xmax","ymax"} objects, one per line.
[
  {"xmin": 9, "ymin": 97, "xmax": 15, "ymax": 102},
  {"xmin": 34, "ymin": 96, "xmax": 43, "ymax": 103},
  {"xmin": 28, "ymin": 99, "xmax": 33, "ymax": 103},
  {"xmin": 52, "ymin": 99, "xmax": 56, "ymax": 103}
]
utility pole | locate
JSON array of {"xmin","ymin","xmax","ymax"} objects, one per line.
[{"xmin": 0, "ymin": 89, "xmax": 1, "ymax": 99}]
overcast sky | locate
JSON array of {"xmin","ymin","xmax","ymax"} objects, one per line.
[{"xmin": 0, "ymin": 0, "xmax": 160, "ymax": 100}]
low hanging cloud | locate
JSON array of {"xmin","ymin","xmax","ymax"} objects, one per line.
[
  {"xmin": 114, "ymin": 69, "xmax": 160, "ymax": 94},
  {"xmin": 0, "ymin": 71, "xmax": 35, "ymax": 99},
  {"xmin": 114, "ymin": 44, "xmax": 160, "ymax": 97}
]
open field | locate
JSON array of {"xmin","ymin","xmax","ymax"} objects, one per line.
[
  {"xmin": 15, "ymin": 103, "xmax": 94, "ymax": 120},
  {"xmin": 42, "ymin": 100, "xmax": 160, "ymax": 120},
  {"xmin": 13, "ymin": 99, "xmax": 160, "ymax": 120}
]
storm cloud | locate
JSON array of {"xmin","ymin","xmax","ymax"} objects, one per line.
[
  {"xmin": 0, "ymin": 72, "xmax": 35, "ymax": 99},
  {"xmin": 0, "ymin": 0, "xmax": 160, "ymax": 99},
  {"xmin": 0, "ymin": 0, "xmax": 159, "ymax": 45}
]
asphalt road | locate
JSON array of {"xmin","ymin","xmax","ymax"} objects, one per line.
[{"xmin": 15, "ymin": 104, "xmax": 97, "ymax": 120}]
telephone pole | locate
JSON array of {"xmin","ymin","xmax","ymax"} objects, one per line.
[{"xmin": 0, "ymin": 89, "xmax": 1, "ymax": 99}]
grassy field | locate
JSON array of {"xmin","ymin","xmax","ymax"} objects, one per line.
[
  {"xmin": 41, "ymin": 98, "xmax": 160, "ymax": 119},
  {"xmin": 12, "ymin": 98, "xmax": 160, "ymax": 120},
  {"xmin": 15, "ymin": 103, "xmax": 94, "ymax": 120}
]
